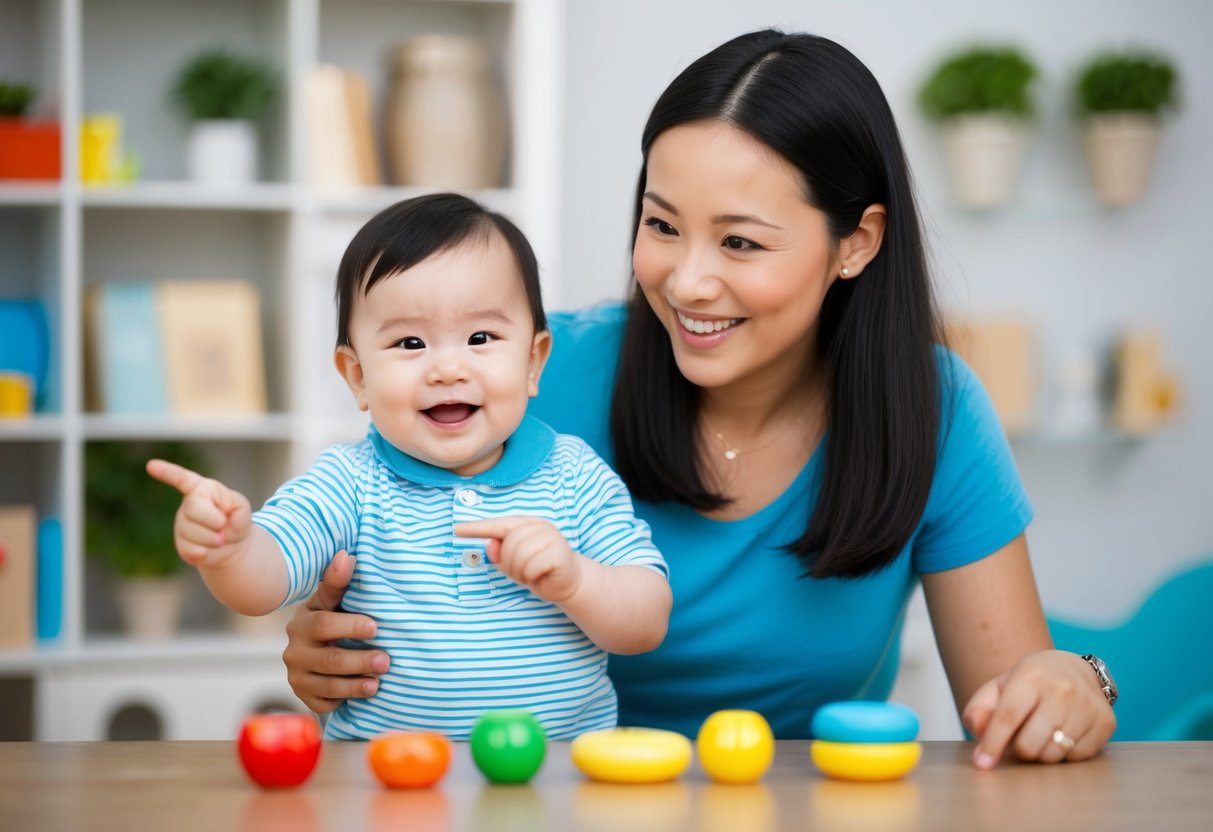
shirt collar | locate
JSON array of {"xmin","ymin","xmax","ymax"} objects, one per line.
[{"xmin": 368, "ymin": 414, "xmax": 556, "ymax": 488}]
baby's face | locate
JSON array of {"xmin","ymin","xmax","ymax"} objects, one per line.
[{"xmin": 337, "ymin": 232, "xmax": 549, "ymax": 477}]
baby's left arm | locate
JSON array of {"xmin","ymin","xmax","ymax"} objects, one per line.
[{"xmin": 454, "ymin": 516, "xmax": 670, "ymax": 654}]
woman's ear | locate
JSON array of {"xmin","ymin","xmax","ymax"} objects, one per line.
[
  {"xmin": 527, "ymin": 329, "xmax": 553, "ymax": 398},
  {"xmin": 837, "ymin": 203, "xmax": 887, "ymax": 279},
  {"xmin": 334, "ymin": 345, "xmax": 369, "ymax": 411}
]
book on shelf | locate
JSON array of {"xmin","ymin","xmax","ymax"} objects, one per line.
[
  {"xmin": 85, "ymin": 280, "xmax": 268, "ymax": 415},
  {"xmin": 84, "ymin": 281, "xmax": 170, "ymax": 414},
  {"xmin": 158, "ymin": 280, "xmax": 268, "ymax": 414},
  {"xmin": 0, "ymin": 505, "xmax": 36, "ymax": 648},
  {"xmin": 307, "ymin": 65, "xmax": 382, "ymax": 188}
]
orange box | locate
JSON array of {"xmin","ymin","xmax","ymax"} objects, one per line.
[{"xmin": 0, "ymin": 119, "xmax": 62, "ymax": 180}]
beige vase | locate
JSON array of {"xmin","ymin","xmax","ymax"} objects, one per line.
[
  {"xmin": 1082, "ymin": 113, "xmax": 1161, "ymax": 207},
  {"xmin": 386, "ymin": 35, "xmax": 507, "ymax": 189},
  {"xmin": 114, "ymin": 576, "xmax": 187, "ymax": 641},
  {"xmin": 942, "ymin": 115, "xmax": 1031, "ymax": 209}
]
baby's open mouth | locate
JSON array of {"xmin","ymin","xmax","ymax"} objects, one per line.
[{"xmin": 424, "ymin": 403, "xmax": 479, "ymax": 424}]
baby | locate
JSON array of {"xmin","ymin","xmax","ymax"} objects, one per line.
[{"xmin": 148, "ymin": 193, "xmax": 671, "ymax": 740}]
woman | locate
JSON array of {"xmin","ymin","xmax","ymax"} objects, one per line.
[{"xmin": 282, "ymin": 30, "xmax": 1116, "ymax": 767}]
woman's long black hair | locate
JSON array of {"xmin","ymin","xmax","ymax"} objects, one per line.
[{"xmin": 609, "ymin": 30, "xmax": 943, "ymax": 579}]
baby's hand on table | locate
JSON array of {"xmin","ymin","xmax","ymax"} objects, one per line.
[
  {"xmin": 455, "ymin": 516, "xmax": 583, "ymax": 604},
  {"xmin": 146, "ymin": 458, "xmax": 253, "ymax": 567}
]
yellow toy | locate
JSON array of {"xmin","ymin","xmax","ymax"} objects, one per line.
[
  {"xmin": 570, "ymin": 727, "xmax": 692, "ymax": 784},
  {"xmin": 696, "ymin": 709, "xmax": 775, "ymax": 784},
  {"xmin": 810, "ymin": 740, "xmax": 921, "ymax": 781}
]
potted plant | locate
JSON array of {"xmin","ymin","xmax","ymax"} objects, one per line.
[
  {"xmin": 918, "ymin": 46, "xmax": 1038, "ymax": 208},
  {"xmin": 85, "ymin": 440, "xmax": 209, "ymax": 639},
  {"xmin": 168, "ymin": 48, "xmax": 277, "ymax": 186},
  {"xmin": 1074, "ymin": 50, "xmax": 1179, "ymax": 206},
  {"xmin": 0, "ymin": 80, "xmax": 60, "ymax": 181}
]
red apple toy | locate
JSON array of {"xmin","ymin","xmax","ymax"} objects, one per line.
[{"xmin": 237, "ymin": 712, "xmax": 323, "ymax": 788}]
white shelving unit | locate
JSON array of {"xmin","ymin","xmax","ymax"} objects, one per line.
[{"xmin": 0, "ymin": 0, "xmax": 562, "ymax": 740}]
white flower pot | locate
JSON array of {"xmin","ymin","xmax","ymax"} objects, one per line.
[
  {"xmin": 187, "ymin": 120, "xmax": 257, "ymax": 186},
  {"xmin": 114, "ymin": 576, "xmax": 187, "ymax": 641},
  {"xmin": 941, "ymin": 116, "xmax": 1031, "ymax": 209},
  {"xmin": 1082, "ymin": 113, "xmax": 1161, "ymax": 207}
]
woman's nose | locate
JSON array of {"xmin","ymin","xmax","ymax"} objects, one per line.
[{"xmin": 666, "ymin": 247, "xmax": 720, "ymax": 304}]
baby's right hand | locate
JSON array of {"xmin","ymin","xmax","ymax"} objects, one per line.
[{"xmin": 146, "ymin": 459, "xmax": 253, "ymax": 567}]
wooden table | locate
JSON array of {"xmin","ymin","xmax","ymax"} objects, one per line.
[{"xmin": 1, "ymin": 740, "xmax": 1209, "ymax": 831}]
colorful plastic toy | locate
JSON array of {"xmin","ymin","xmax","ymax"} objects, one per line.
[
  {"xmin": 469, "ymin": 709, "xmax": 548, "ymax": 784},
  {"xmin": 809, "ymin": 701, "xmax": 921, "ymax": 781},
  {"xmin": 367, "ymin": 731, "xmax": 452, "ymax": 789},
  {"xmin": 696, "ymin": 709, "xmax": 775, "ymax": 784},
  {"xmin": 570, "ymin": 727, "xmax": 693, "ymax": 784}
]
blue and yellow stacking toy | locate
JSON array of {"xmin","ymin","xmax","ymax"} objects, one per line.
[{"xmin": 809, "ymin": 701, "xmax": 921, "ymax": 781}]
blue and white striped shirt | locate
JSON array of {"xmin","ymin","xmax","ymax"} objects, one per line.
[{"xmin": 252, "ymin": 416, "xmax": 668, "ymax": 740}]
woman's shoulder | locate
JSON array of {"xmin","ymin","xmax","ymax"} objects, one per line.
[{"xmin": 547, "ymin": 301, "xmax": 629, "ymax": 345}]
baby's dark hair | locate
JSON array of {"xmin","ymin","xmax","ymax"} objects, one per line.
[{"xmin": 335, "ymin": 193, "xmax": 546, "ymax": 347}]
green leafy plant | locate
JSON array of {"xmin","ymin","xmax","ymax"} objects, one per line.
[
  {"xmin": 1075, "ymin": 51, "xmax": 1179, "ymax": 116},
  {"xmin": 919, "ymin": 46, "xmax": 1038, "ymax": 120},
  {"xmin": 0, "ymin": 81, "xmax": 35, "ymax": 117},
  {"xmin": 85, "ymin": 440, "xmax": 210, "ymax": 578},
  {"xmin": 169, "ymin": 48, "xmax": 277, "ymax": 121}
]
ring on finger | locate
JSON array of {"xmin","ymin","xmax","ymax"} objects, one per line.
[{"xmin": 1051, "ymin": 729, "xmax": 1076, "ymax": 754}]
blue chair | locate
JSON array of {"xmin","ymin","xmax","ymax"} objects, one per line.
[{"xmin": 1048, "ymin": 559, "xmax": 1213, "ymax": 741}]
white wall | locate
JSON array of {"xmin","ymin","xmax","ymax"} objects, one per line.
[{"xmin": 558, "ymin": 0, "xmax": 1213, "ymax": 736}]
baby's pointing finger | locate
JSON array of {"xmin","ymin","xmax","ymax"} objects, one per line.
[
  {"xmin": 146, "ymin": 458, "xmax": 206, "ymax": 495},
  {"xmin": 455, "ymin": 517, "xmax": 531, "ymax": 540}
]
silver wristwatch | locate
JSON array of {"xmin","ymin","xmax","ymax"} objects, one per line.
[{"xmin": 1081, "ymin": 654, "xmax": 1118, "ymax": 706}]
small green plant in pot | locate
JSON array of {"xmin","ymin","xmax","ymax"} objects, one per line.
[
  {"xmin": 1074, "ymin": 50, "xmax": 1179, "ymax": 206},
  {"xmin": 0, "ymin": 81, "xmax": 34, "ymax": 117},
  {"xmin": 918, "ymin": 46, "xmax": 1039, "ymax": 208},
  {"xmin": 169, "ymin": 48, "xmax": 278, "ymax": 186},
  {"xmin": 86, "ymin": 440, "xmax": 209, "ymax": 638}
]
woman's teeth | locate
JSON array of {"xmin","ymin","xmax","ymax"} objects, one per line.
[{"xmin": 677, "ymin": 312, "xmax": 742, "ymax": 334}]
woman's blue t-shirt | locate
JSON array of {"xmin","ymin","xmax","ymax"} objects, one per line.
[{"xmin": 527, "ymin": 304, "xmax": 1034, "ymax": 739}]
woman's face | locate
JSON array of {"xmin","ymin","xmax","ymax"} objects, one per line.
[{"xmin": 632, "ymin": 120, "xmax": 842, "ymax": 394}]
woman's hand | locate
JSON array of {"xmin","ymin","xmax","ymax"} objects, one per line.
[
  {"xmin": 963, "ymin": 650, "xmax": 1117, "ymax": 768},
  {"xmin": 282, "ymin": 550, "xmax": 389, "ymax": 714}
]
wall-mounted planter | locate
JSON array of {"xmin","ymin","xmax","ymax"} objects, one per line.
[
  {"xmin": 1082, "ymin": 113, "xmax": 1161, "ymax": 207},
  {"xmin": 942, "ymin": 115, "xmax": 1031, "ymax": 209},
  {"xmin": 0, "ymin": 118, "xmax": 61, "ymax": 180}
]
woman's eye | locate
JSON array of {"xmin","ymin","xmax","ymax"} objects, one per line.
[
  {"xmin": 723, "ymin": 235, "xmax": 759, "ymax": 251},
  {"xmin": 397, "ymin": 336, "xmax": 425, "ymax": 350},
  {"xmin": 643, "ymin": 217, "xmax": 678, "ymax": 237},
  {"xmin": 468, "ymin": 331, "xmax": 494, "ymax": 346}
]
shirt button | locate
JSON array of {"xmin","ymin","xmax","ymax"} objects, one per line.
[
  {"xmin": 457, "ymin": 488, "xmax": 480, "ymax": 507},
  {"xmin": 462, "ymin": 550, "xmax": 485, "ymax": 568}
]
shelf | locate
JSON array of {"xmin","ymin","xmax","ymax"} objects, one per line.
[
  {"xmin": 81, "ymin": 413, "xmax": 296, "ymax": 442},
  {"xmin": 1, "ymin": 0, "xmax": 560, "ymax": 741},
  {"xmin": 0, "ymin": 183, "xmax": 62, "ymax": 206},
  {"xmin": 0, "ymin": 415, "xmax": 65, "ymax": 442},
  {"xmin": 81, "ymin": 182, "xmax": 298, "ymax": 212}
]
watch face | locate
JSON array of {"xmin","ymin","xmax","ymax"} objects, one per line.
[{"xmin": 1083, "ymin": 654, "xmax": 1118, "ymax": 703}]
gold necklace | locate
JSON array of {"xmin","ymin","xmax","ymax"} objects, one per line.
[{"xmin": 704, "ymin": 414, "xmax": 804, "ymax": 462}]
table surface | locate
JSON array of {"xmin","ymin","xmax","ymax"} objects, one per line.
[{"xmin": 1, "ymin": 740, "xmax": 1210, "ymax": 831}]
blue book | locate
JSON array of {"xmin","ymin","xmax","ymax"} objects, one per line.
[
  {"xmin": 0, "ymin": 299, "xmax": 50, "ymax": 409},
  {"xmin": 37, "ymin": 517, "xmax": 62, "ymax": 641},
  {"xmin": 90, "ymin": 281, "xmax": 168, "ymax": 414}
]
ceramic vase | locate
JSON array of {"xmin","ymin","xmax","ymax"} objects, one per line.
[
  {"xmin": 386, "ymin": 35, "xmax": 507, "ymax": 188},
  {"xmin": 187, "ymin": 119, "xmax": 257, "ymax": 186},
  {"xmin": 941, "ymin": 115, "xmax": 1031, "ymax": 209},
  {"xmin": 1082, "ymin": 113, "xmax": 1161, "ymax": 207}
]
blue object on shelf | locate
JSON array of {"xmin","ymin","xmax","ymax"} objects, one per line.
[
  {"xmin": 811, "ymin": 701, "xmax": 920, "ymax": 743},
  {"xmin": 1049, "ymin": 559, "xmax": 1213, "ymax": 741},
  {"xmin": 94, "ymin": 282, "xmax": 169, "ymax": 414},
  {"xmin": 36, "ymin": 517, "xmax": 63, "ymax": 640},
  {"xmin": 0, "ymin": 300, "xmax": 50, "ymax": 408}
]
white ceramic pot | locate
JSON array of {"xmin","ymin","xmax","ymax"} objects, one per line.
[
  {"xmin": 114, "ymin": 576, "xmax": 187, "ymax": 640},
  {"xmin": 1082, "ymin": 113, "xmax": 1161, "ymax": 207},
  {"xmin": 187, "ymin": 119, "xmax": 257, "ymax": 186},
  {"xmin": 941, "ymin": 115, "xmax": 1031, "ymax": 209}
]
